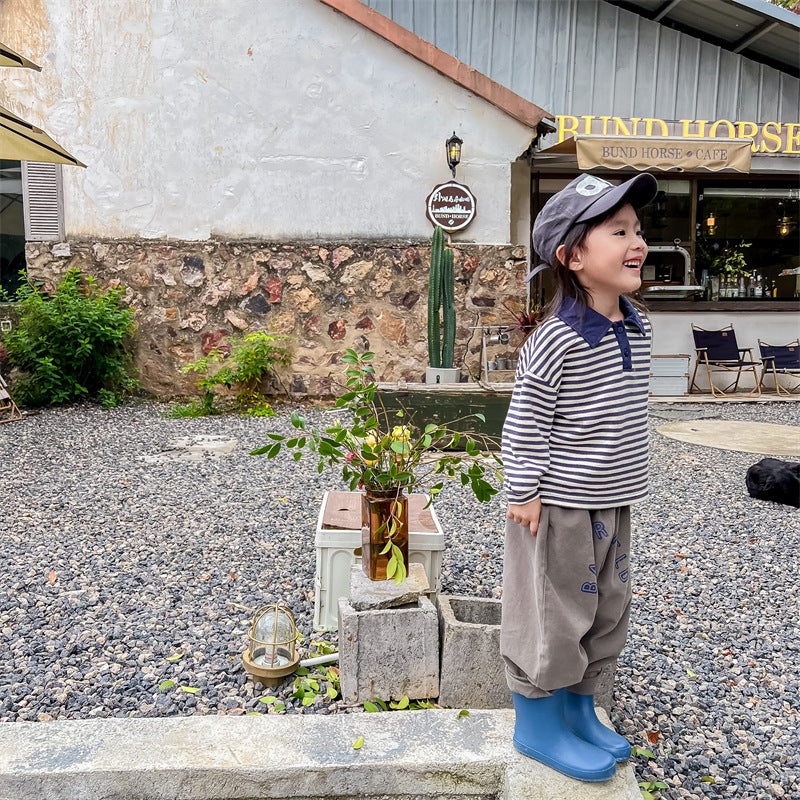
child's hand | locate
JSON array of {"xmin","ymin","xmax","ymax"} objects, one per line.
[{"xmin": 507, "ymin": 498, "xmax": 541, "ymax": 536}]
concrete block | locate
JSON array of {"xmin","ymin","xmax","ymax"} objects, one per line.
[
  {"xmin": 350, "ymin": 562, "xmax": 430, "ymax": 610},
  {"xmin": 594, "ymin": 662, "xmax": 618, "ymax": 715},
  {"xmin": 438, "ymin": 595, "xmax": 512, "ymax": 709},
  {"xmin": 339, "ymin": 595, "xmax": 439, "ymax": 704},
  {"xmin": 0, "ymin": 709, "xmax": 642, "ymax": 800}
]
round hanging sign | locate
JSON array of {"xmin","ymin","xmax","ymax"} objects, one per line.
[{"xmin": 425, "ymin": 181, "xmax": 477, "ymax": 232}]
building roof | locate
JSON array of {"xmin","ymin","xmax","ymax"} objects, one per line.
[
  {"xmin": 318, "ymin": 0, "xmax": 554, "ymax": 131},
  {"xmin": 607, "ymin": 0, "xmax": 800, "ymax": 77}
]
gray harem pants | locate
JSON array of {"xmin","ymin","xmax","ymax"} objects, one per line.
[{"xmin": 500, "ymin": 504, "xmax": 632, "ymax": 698}]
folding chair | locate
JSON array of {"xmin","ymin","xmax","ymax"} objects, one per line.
[
  {"xmin": 0, "ymin": 372, "xmax": 21, "ymax": 423},
  {"xmin": 758, "ymin": 339, "xmax": 800, "ymax": 396},
  {"xmin": 689, "ymin": 324, "xmax": 761, "ymax": 398}
]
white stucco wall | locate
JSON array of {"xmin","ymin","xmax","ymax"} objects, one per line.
[{"xmin": 1, "ymin": 0, "xmax": 535, "ymax": 243}]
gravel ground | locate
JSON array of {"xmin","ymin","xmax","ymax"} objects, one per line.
[{"xmin": 0, "ymin": 398, "xmax": 798, "ymax": 798}]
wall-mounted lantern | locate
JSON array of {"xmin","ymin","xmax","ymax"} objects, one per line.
[
  {"xmin": 705, "ymin": 211, "xmax": 716, "ymax": 236},
  {"xmin": 445, "ymin": 132, "xmax": 463, "ymax": 178}
]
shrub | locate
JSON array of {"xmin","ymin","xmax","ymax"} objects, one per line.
[
  {"xmin": 5, "ymin": 269, "xmax": 137, "ymax": 407},
  {"xmin": 173, "ymin": 331, "xmax": 291, "ymax": 417}
]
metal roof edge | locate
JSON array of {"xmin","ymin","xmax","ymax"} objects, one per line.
[
  {"xmin": 724, "ymin": 0, "xmax": 800, "ymax": 29},
  {"xmin": 317, "ymin": 0, "xmax": 555, "ymax": 131}
]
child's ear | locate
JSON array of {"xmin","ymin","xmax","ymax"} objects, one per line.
[{"xmin": 556, "ymin": 244, "xmax": 582, "ymax": 273}]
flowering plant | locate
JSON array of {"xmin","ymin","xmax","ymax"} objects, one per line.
[
  {"xmin": 251, "ymin": 349, "xmax": 503, "ymax": 581},
  {"xmin": 253, "ymin": 348, "xmax": 502, "ymax": 498}
]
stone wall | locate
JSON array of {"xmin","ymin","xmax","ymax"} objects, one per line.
[{"xmin": 24, "ymin": 239, "xmax": 528, "ymax": 399}]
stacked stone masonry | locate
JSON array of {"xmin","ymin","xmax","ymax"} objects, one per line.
[{"xmin": 25, "ymin": 239, "xmax": 528, "ymax": 398}]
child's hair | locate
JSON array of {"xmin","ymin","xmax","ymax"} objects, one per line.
[{"xmin": 540, "ymin": 199, "xmax": 646, "ymax": 321}]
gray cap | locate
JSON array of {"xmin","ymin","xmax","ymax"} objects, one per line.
[{"xmin": 532, "ymin": 172, "xmax": 658, "ymax": 269}]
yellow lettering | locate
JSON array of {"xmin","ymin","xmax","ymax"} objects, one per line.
[
  {"xmin": 736, "ymin": 121, "xmax": 759, "ymax": 152},
  {"xmin": 557, "ymin": 115, "xmax": 579, "ymax": 142},
  {"xmin": 598, "ymin": 116, "xmax": 612, "ymax": 135},
  {"xmin": 760, "ymin": 121, "xmax": 782, "ymax": 153},
  {"xmin": 680, "ymin": 120, "xmax": 708, "ymax": 138},
  {"xmin": 628, "ymin": 118, "xmax": 642, "ymax": 136},
  {"xmin": 643, "ymin": 118, "xmax": 669, "ymax": 136},
  {"xmin": 784, "ymin": 123, "xmax": 800, "ymax": 154},
  {"xmin": 612, "ymin": 117, "xmax": 632, "ymax": 136},
  {"xmin": 581, "ymin": 116, "xmax": 595, "ymax": 135},
  {"xmin": 709, "ymin": 120, "xmax": 736, "ymax": 138}
]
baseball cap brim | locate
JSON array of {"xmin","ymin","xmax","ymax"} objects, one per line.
[{"xmin": 574, "ymin": 173, "xmax": 658, "ymax": 224}]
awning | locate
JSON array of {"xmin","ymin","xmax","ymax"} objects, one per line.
[
  {"xmin": 539, "ymin": 135, "xmax": 752, "ymax": 173},
  {"xmin": 0, "ymin": 42, "xmax": 41, "ymax": 70},
  {"xmin": 0, "ymin": 104, "xmax": 85, "ymax": 167}
]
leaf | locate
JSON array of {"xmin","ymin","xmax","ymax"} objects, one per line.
[
  {"xmin": 273, "ymin": 702, "xmax": 285, "ymax": 713},
  {"xmin": 326, "ymin": 685, "xmax": 338, "ymax": 699},
  {"xmin": 165, "ymin": 653, "xmax": 184, "ymax": 662},
  {"xmin": 385, "ymin": 554, "xmax": 397, "ymax": 579},
  {"xmin": 259, "ymin": 695, "xmax": 277, "ymax": 705},
  {"xmin": 458, "ymin": 709, "xmax": 471, "ymax": 719},
  {"xmin": 48, "ymin": 569, "xmax": 57, "ymax": 584},
  {"xmin": 180, "ymin": 686, "xmax": 200, "ymax": 694},
  {"xmin": 353, "ymin": 735, "xmax": 364, "ymax": 749},
  {"xmin": 640, "ymin": 791, "xmax": 655, "ymax": 800},
  {"xmin": 687, "ymin": 668, "xmax": 697, "ymax": 677},
  {"xmin": 646, "ymin": 730, "xmax": 660, "ymax": 745},
  {"xmin": 363, "ymin": 701, "xmax": 380, "ymax": 713},
  {"xmin": 473, "ymin": 413, "xmax": 486, "ymax": 422},
  {"xmin": 158, "ymin": 680, "xmax": 174, "ymax": 691},
  {"xmin": 632, "ymin": 747, "xmax": 654, "ymax": 759},
  {"xmin": 700, "ymin": 776, "xmax": 716, "ymax": 784},
  {"xmin": 296, "ymin": 667, "xmax": 310, "ymax": 676},
  {"xmin": 302, "ymin": 694, "xmax": 315, "ymax": 706}
]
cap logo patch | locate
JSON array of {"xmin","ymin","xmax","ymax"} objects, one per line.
[{"xmin": 575, "ymin": 175, "xmax": 612, "ymax": 197}]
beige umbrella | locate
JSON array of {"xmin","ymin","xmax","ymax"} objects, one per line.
[
  {"xmin": 0, "ymin": 42, "xmax": 41, "ymax": 70},
  {"xmin": 0, "ymin": 103, "xmax": 85, "ymax": 167}
]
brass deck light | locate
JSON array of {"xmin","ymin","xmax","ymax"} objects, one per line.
[{"xmin": 242, "ymin": 604, "xmax": 300, "ymax": 684}]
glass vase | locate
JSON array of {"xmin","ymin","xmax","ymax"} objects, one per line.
[{"xmin": 361, "ymin": 488, "xmax": 409, "ymax": 581}]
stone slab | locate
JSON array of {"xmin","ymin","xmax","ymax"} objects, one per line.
[
  {"xmin": 657, "ymin": 419, "xmax": 800, "ymax": 456},
  {"xmin": 339, "ymin": 594, "xmax": 439, "ymax": 703},
  {"xmin": 0, "ymin": 709, "xmax": 642, "ymax": 800},
  {"xmin": 350, "ymin": 562, "xmax": 430, "ymax": 610}
]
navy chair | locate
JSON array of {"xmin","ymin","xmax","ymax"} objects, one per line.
[
  {"xmin": 689, "ymin": 324, "xmax": 761, "ymax": 398},
  {"xmin": 758, "ymin": 340, "xmax": 800, "ymax": 396}
]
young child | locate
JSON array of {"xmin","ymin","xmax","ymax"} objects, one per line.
[{"xmin": 500, "ymin": 172, "xmax": 658, "ymax": 782}]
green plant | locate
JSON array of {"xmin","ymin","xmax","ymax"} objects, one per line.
[
  {"xmin": 251, "ymin": 349, "xmax": 502, "ymax": 582},
  {"xmin": 5, "ymin": 268, "xmax": 137, "ymax": 407},
  {"xmin": 428, "ymin": 225, "xmax": 456, "ymax": 369},
  {"xmin": 709, "ymin": 241, "xmax": 752, "ymax": 279},
  {"xmin": 638, "ymin": 781, "xmax": 669, "ymax": 800},
  {"xmin": 180, "ymin": 331, "xmax": 291, "ymax": 416}
]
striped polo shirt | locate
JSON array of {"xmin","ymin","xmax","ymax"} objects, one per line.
[{"xmin": 501, "ymin": 296, "xmax": 651, "ymax": 509}]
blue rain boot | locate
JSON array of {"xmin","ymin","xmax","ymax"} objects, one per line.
[
  {"xmin": 512, "ymin": 691, "xmax": 616, "ymax": 782},
  {"xmin": 563, "ymin": 691, "xmax": 632, "ymax": 762}
]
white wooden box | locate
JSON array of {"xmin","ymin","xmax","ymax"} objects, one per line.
[
  {"xmin": 649, "ymin": 355, "xmax": 690, "ymax": 396},
  {"xmin": 314, "ymin": 491, "xmax": 444, "ymax": 631}
]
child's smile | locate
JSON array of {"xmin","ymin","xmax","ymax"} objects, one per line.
[{"xmin": 567, "ymin": 203, "xmax": 648, "ymax": 318}]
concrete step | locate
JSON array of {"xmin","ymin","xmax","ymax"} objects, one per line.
[{"xmin": 0, "ymin": 708, "xmax": 641, "ymax": 800}]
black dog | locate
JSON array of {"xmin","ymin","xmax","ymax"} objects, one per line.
[{"xmin": 746, "ymin": 458, "xmax": 800, "ymax": 508}]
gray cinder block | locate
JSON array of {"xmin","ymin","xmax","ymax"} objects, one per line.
[
  {"xmin": 437, "ymin": 595, "xmax": 512, "ymax": 709},
  {"xmin": 338, "ymin": 595, "xmax": 439, "ymax": 704}
]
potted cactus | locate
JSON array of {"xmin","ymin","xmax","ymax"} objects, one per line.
[{"xmin": 425, "ymin": 225, "xmax": 460, "ymax": 384}]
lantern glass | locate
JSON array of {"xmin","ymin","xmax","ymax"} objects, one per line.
[
  {"xmin": 248, "ymin": 605, "xmax": 296, "ymax": 668},
  {"xmin": 446, "ymin": 132, "xmax": 463, "ymax": 173}
]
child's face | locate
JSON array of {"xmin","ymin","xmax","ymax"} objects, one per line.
[{"xmin": 563, "ymin": 203, "xmax": 647, "ymax": 303}]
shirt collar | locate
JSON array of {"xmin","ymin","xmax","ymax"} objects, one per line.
[{"xmin": 555, "ymin": 296, "xmax": 646, "ymax": 347}]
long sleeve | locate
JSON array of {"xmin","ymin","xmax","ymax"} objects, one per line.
[{"xmin": 501, "ymin": 369, "xmax": 559, "ymax": 504}]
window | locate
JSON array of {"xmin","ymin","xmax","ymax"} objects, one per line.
[{"xmin": 0, "ymin": 160, "xmax": 63, "ymax": 297}]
